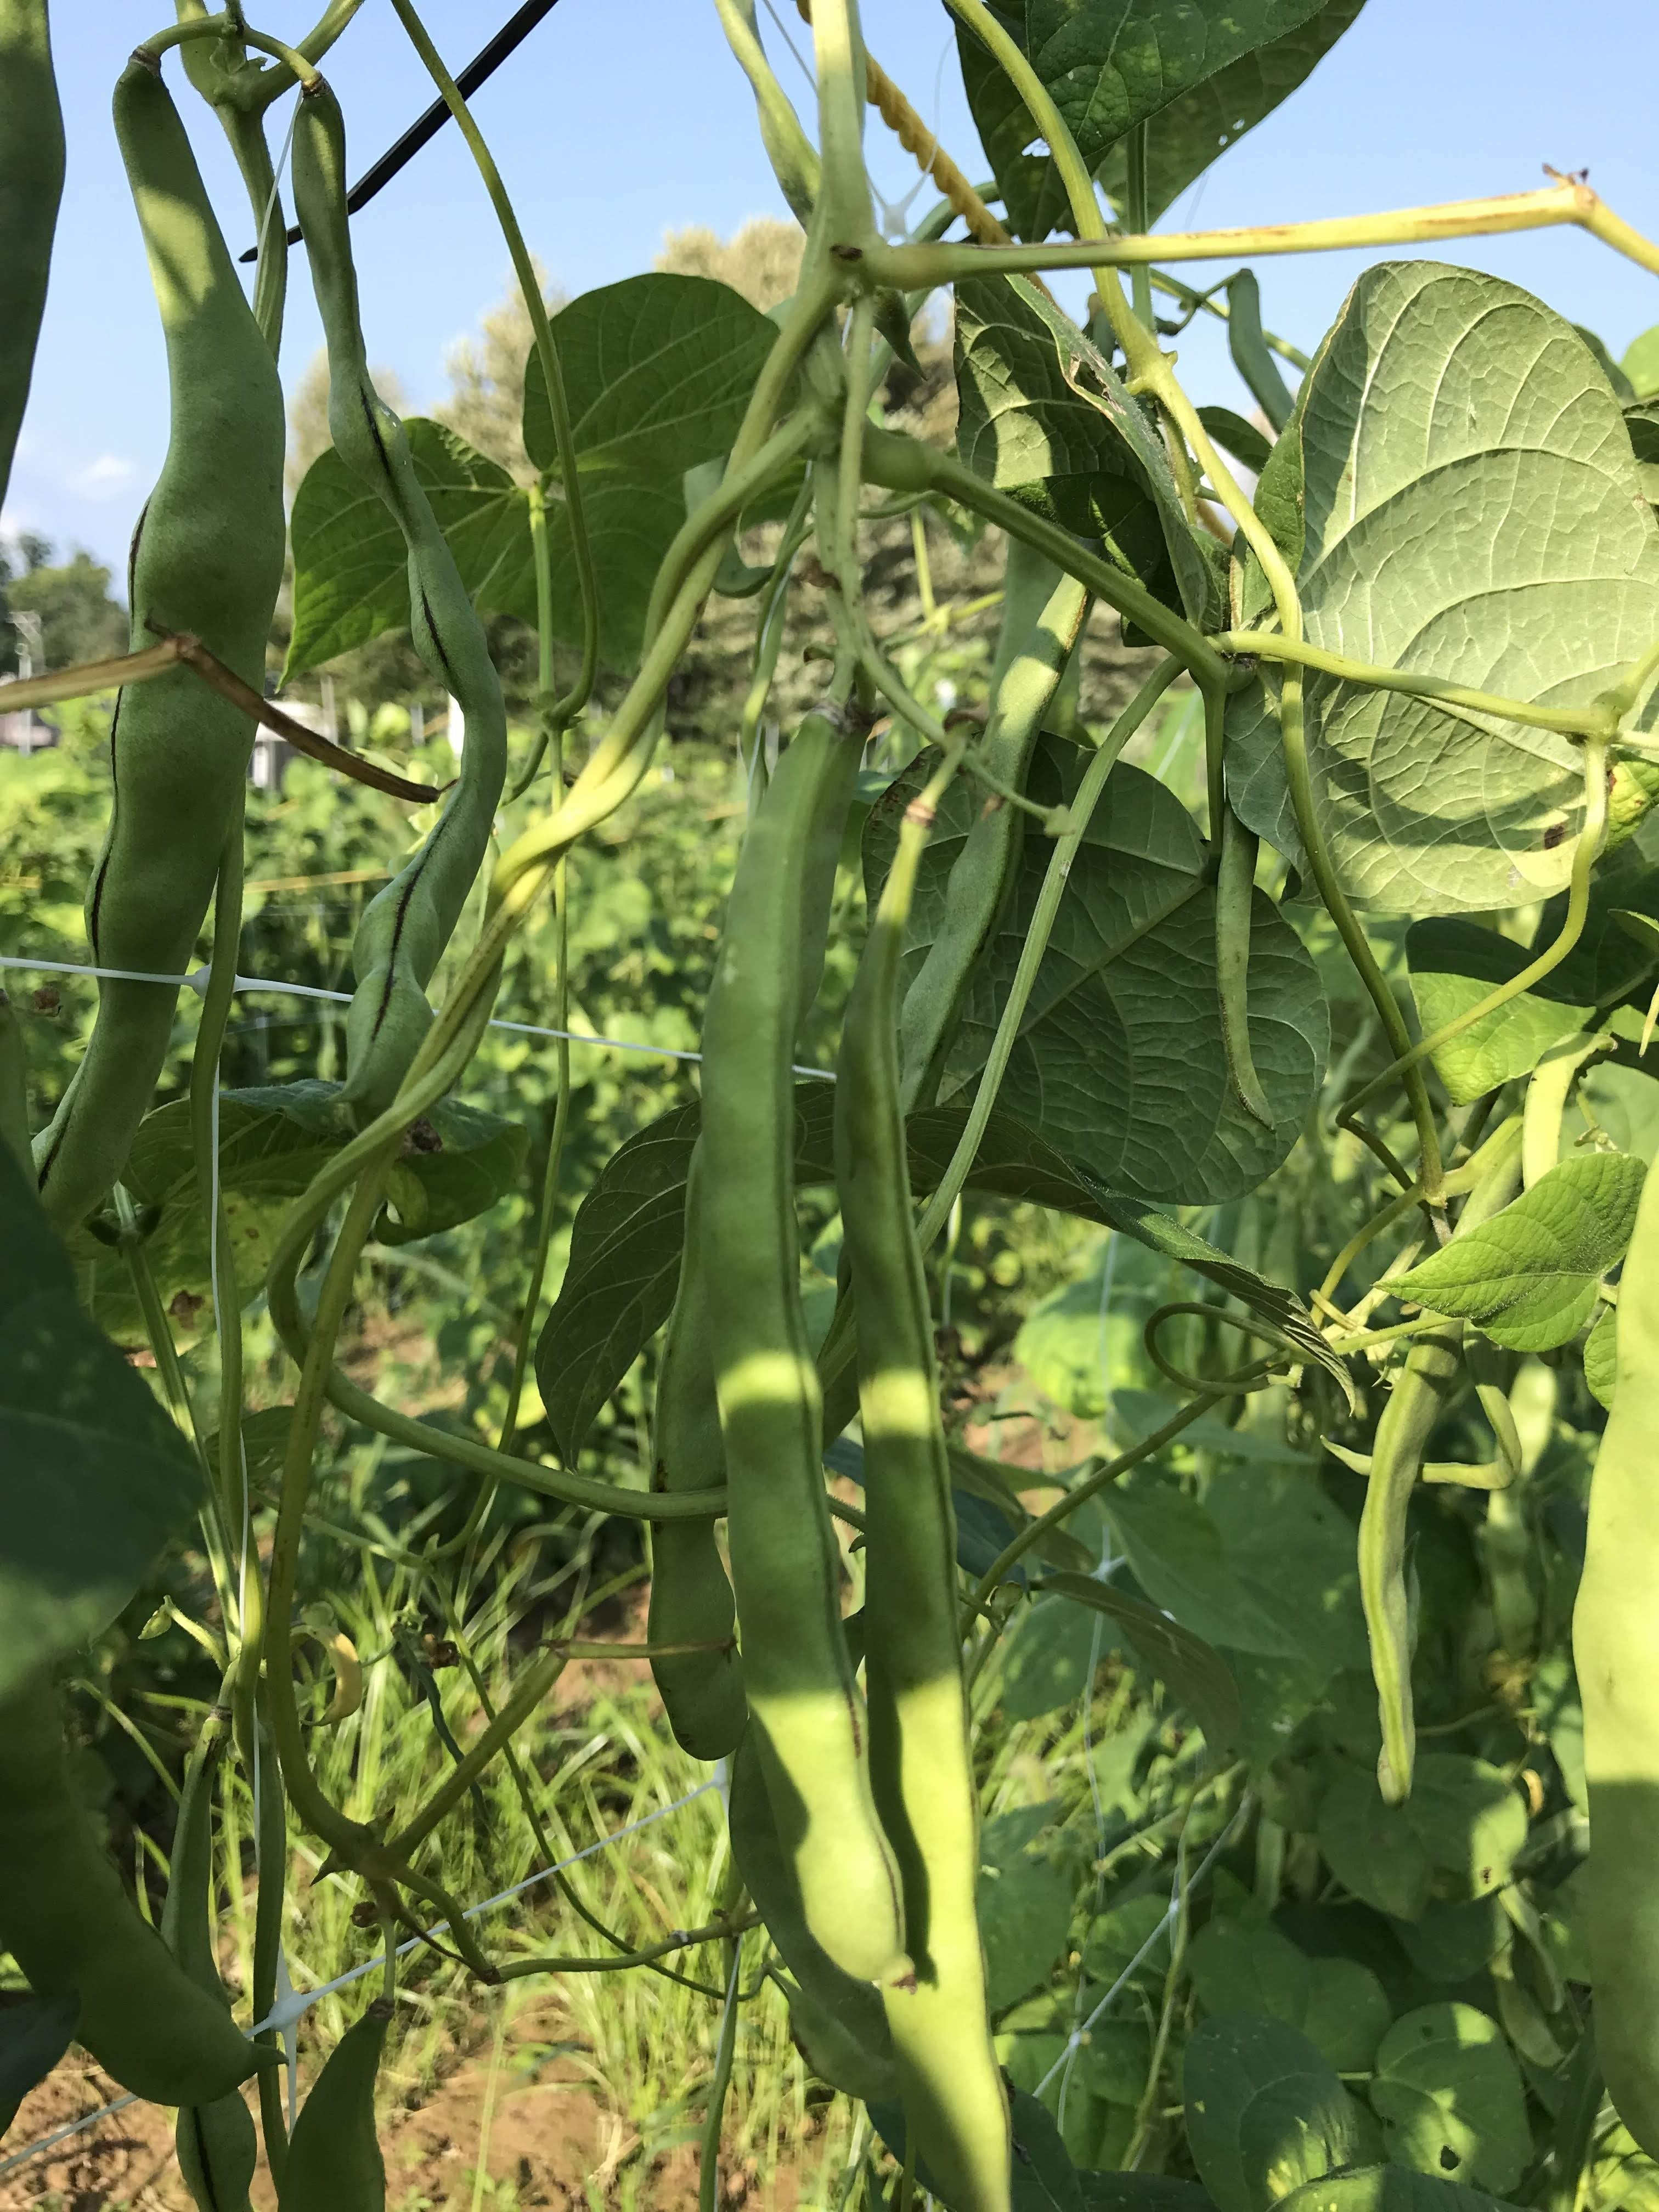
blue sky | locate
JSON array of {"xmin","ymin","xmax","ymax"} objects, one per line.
[{"xmin": 10, "ymin": 0, "xmax": 1659, "ymax": 575}]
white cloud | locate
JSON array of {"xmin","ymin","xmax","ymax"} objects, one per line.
[{"xmin": 72, "ymin": 453, "xmax": 135, "ymax": 498}]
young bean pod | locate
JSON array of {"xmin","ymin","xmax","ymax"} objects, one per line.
[
  {"xmin": 648, "ymin": 1154, "xmax": 747, "ymax": 1760},
  {"xmin": 1576, "ymin": 1154, "xmax": 1659, "ymax": 2158},
  {"xmin": 279, "ymin": 2000, "xmax": 391, "ymax": 2210},
  {"xmin": 0, "ymin": 0, "xmax": 63, "ymax": 509},
  {"xmin": 0, "ymin": 1673, "xmax": 263, "ymax": 2107},
  {"xmin": 1215, "ymin": 805, "xmax": 1274, "ymax": 1127},
  {"xmin": 1359, "ymin": 1116, "xmax": 1522, "ymax": 1802},
  {"xmin": 896, "ymin": 549, "xmax": 1088, "ymax": 1111},
  {"xmin": 291, "ymin": 77, "xmax": 507, "ymax": 1122},
  {"xmin": 33, "ymin": 55, "xmax": 286, "ymax": 1228},
  {"xmin": 836, "ymin": 771, "xmax": 1011, "ymax": 2212},
  {"xmin": 163, "ymin": 1722, "xmax": 257, "ymax": 2212},
  {"xmin": 701, "ymin": 696, "xmax": 908, "ymax": 1988}
]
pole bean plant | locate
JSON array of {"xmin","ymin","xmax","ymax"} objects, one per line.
[{"xmin": 5, "ymin": 0, "xmax": 1659, "ymax": 2205}]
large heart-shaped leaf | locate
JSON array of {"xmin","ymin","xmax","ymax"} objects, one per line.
[
  {"xmin": 1094, "ymin": 0, "xmax": 1367, "ymax": 226},
  {"xmin": 1187, "ymin": 1920, "xmax": 1391, "ymax": 2070},
  {"xmin": 1227, "ymin": 263, "xmax": 1659, "ymax": 915},
  {"xmin": 534, "ymin": 1082, "xmax": 1339, "ymax": 1460},
  {"xmin": 286, "ymin": 419, "xmax": 682, "ymax": 678},
  {"xmin": 883, "ymin": 744, "xmax": 1328, "ymax": 1203},
  {"xmin": 521, "ymin": 271, "xmax": 776, "ymax": 481},
  {"xmin": 1277, "ymin": 2169, "xmax": 1526, "ymax": 2212},
  {"xmin": 0, "ymin": 1144, "xmax": 199, "ymax": 1701},
  {"xmin": 1315, "ymin": 1756, "xmax": 1527, "ymax": 1921},
  {"xmin": 957, "ymin": 0, "xmax": 1339, "ymax": 243}
]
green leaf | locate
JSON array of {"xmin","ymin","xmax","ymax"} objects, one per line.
[
  {"xmin": 70, "ymin": 1082, "xmax": 527, "ymax": 1339},
  {"xmin": 287, "ymin": 419, "xmax": 531, "ymax": 679},
  {"xmin": 876, "ymin": 743, "xmax": 1328, "ymax": 1205},
  {"xmin": 286, "ymin": 416, "xmax": 685, "ymax": 677},
  {"xmin": 955, "ymin": 275, "xmax": 1224, "ymax": 627},
  {"xmin": 1369, "ymin": 2005, "xmax": 1528, "ymax": 2195},
  {"xmin": 1001, "ymin": 1592, "xmax": 1117, "ymax": 1719},
  {"xmin": 1404, "ymin": 921, "xmax": 1594, "ymax": 1104},
  {"xmin": 537, "ymin": 1080, "xmax": 1346, "ymax": 1461},
  {"xmin": 1584, "ymin": 1304, "xmax": 1618, "ymax": 1408},
  {"xmin": 1187, "ymin": 1921, "xmax": 1390, "ymax": 2070},
  {"xmin": 1094, "ymin": 0, "xmax": 1367, "ymax": 224},
  {"xmin": 1277, "ymin": 2167, "xmax": 1526, "ymax": 2212},
  {"xmin": 1041, "ymin": 1569, "xmax": 1244, "ymax": 1758},
  {"xmin": 521, "ymin": 273, "xmax": 776, "ymax": 481},
  {"xmin": 1625, "ymin": 398, "xmax": 1659, "ymax": 507},
  {"xmin": 1623, "ymin": 325, "xmax": 1659, "ymax": 398},
  {"xmin": 1079, "ymin": 2173, "xmax": 1217, "ymax": 2212},
  {"xmin": 1227, "ymin": 265, "xmax": 1659, "ymax": 915},
  {"xmin": 1099, "ymin": 1482, "xmax": 1302, "ymax": 1657},
  {"xmin": 1082, "ymin": 1892, "xmax": 1175, "ymax": 1994},
  {"xmin": 1198, "ymin": 408, "xmax": 1275, "ymax": 476},
  {"xmin": 1182, "ymin": 2014, "xmax": 1364, "ymax": 2212},
  {"xmin": 1391, "ymin": 1153, "xmax": 1647, "ymax": 1351},
  {"xmin": 980, "ymin": 1854, "xmax": 1076, "ymax": 2010},
  {"xmin": 1205, "ymin": 1465, "xmax": 1368, "ymax": 1675},
  {"xmin": 0, "ymin": 1990, "xmax": 79, "ymax": 2141},
  {"xmin": 1317, "ymin": 1756, "xmax": 1526, "ymax": 1921},
  {"xmin": 0, "ymin": 1144, "xmax": 199, "ymax": 1702},
  {"xmin": 1387, "ymin": 1899, "xmax": 1506, "ymax": 1987},
  {"xmin": 958, "ymin": 0, "xmax": 1340, "ymax": 244}
]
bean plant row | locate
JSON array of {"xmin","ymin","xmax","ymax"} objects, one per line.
[{"xmin": 4, "ymin": 1, "xmax": 1659, "ymax": 2207}]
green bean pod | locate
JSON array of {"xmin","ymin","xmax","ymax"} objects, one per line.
[
  {"xmin": 836, "ymin": 775, "xmax": 1011, "ymax": 2212},
  {"xmin": 0, "ymin": 0, "xmax": 62, "ymax": 508},
  {"xmin": 0, "ymin": 1673, "xmax": 262, "ymax": 2107},
  {"xmin": 727, "ymin": 1730, "xmax": 896, "ymax": 2101},
  {"xmin": 290, "ymin": 78, "xmax": 507, "ymax": 1124},
  {"xmin": 32, "ymin": 55, "xmax": 286, "ymax": 1229},
  {"xmin": 163, "ymin": 1723, "xmax": 257, "ymax": 2212},
  {"xmin": 701, "ymin": 699, "xmax": 907, "ymax": 1987},
  {"xmin": 1216, "ymin": 805, "xmax": 1274, "ymax": 1127},
  {"xmin": 1359, "ymin": 1117, "xmax": 1522, "ymax": 1802},
  {"xmin": 648, "ymin": 1152, "xmax": 747, "ymax": 1760},
  {"xmin": 279, "ymin": 2001, "xmax": 391, "ymax": 2210},
  {"xmin": 897, "ymin": 551, "xmax": 1088, "ymax": 1112},
  {"xmin": 1576, "ymin": 1155, "xmax": 1659, "ymax": 2157}
]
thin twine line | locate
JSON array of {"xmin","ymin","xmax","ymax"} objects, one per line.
[
  {"xmin": 1032, "ymin": 1795, "xmax": 1250, "ymax": 2100},
  {"xmin": 0, "ymin": 955, "xmax": 837, "ymax": 1080},
  {"xmin": 0, "ymin": 1774, "xmax": 720, "ymax": 2180}
]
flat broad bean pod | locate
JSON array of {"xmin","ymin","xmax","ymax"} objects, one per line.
[
  {"xmin": 836, "ymin": 757, "xmax": 1011, "ymax": 2212},
  {"xmin": 1577, "ymin": 1152, "xmax": 1659, "ymax": 2158},
  {"xmin": 1359, "ymin": 1115, "xmax": 1522, "ymax": 1802},
  {"xmin": 290, "ymin": 76, "xmax": 508, "ymax": 1124},
  {"xmin": 700, "ymin": 690, "xmax": 908, "ymax": 1988},
  {"xmin": 0, "ymin": 1672, "xmax": 264, "ymax": 2107},
  {"xmin": 32, "ymin": 53, "xmax": 286, "ymax": 1228},
  {"xmin": 277, "ymin": 1999, "xmax": 392, "ymax": 2209}
]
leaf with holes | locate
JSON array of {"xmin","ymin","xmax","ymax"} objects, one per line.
[
  {"xmin": 1369, "ymin": 2006, "xmax": 1528, "ymax": 2196},
  {"xmin": 1226, "ymin": 264, "xmax": 1659, "ymax": 915},
  {"xmin": 1391, "ymin": 1153, "xmax": 1646, "ymax": 1350}
]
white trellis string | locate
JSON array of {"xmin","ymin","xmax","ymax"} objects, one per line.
[
  {"xmin": 0, "ymin": 1776, "xmax": 720, "ymax": 2180},
  {"xmin": 1033, "ymin": 1795, "xmax": 1252, "ymax": 2101},
  {"xmin": 0, "ymin": 954, "xmax": 837, "ymax": 1080}
]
